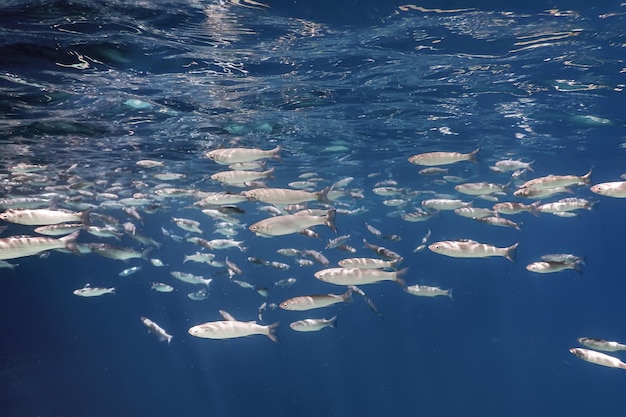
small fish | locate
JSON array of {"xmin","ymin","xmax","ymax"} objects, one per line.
[
  {"xmin": 136, "ymin": 159, "xmax": 165, "ymax": 168},
  {"xmin": 408, "ymin": 148, "xmax": 479, "ymax": 166},
  {"xmin": 405, "ymin": 284, "xmax": 452, "ymax": 299},
  {"xmin": 494, "ymin": 159, "xmax": 534, "ymax": 172},
  {"xmin": 119, "ymin": 266, "xmax": 142, "ymax": 277},
  {"xmin": 140, "ymin": 316, "xmax": 173, "ymax": 344},
  {"xmin": 365, "ymin": 223, "xmax": 382, "ymax": 236},
  {"xmin": 151, "ymin": 282, "xmax": 175, "ymax": 293},
  {"xmin": 170, "ymin": 271, "xmax": 212, "ymax": 287},
  {"xmin": 172, "ymin": 217, "xmax": 203, "ymax": 234},
  {"xmin": 73, "ymin": 284, "xmax": 115, "ymax": 297},
  {"xmin": 188, "ymin": 289, "xmax": 209, "ymax": 301},
  {"xmin": 363, "ymin": 239, "xmax": 403, "ymax": 263},
  {"xmin": 290, "ymin": 316, "xmax": 337, "ymax": 332},
  {"xmin": 274, "ymin": 278, "xmax": 297, "ymax": 287}
]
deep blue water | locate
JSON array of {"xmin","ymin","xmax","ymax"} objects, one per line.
[{"xmin": 2, "ymin": 1, "xmax": 626, "ymax": 416}]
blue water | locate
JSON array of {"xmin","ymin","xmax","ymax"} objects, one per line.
[{"xmin": 2, "ymin": 0, "xmax": 626, "ymax": 416}]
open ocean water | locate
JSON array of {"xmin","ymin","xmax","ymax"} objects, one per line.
[{"xmin": 1, "ymin": 0, "xmax": 626, "ymax": 416}]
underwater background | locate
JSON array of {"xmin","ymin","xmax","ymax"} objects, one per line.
[{"xmin": 2, "ymin": 1, "xmax": 626, "ymax": 416}]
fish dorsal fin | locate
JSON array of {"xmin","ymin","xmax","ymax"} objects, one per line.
[
  {"xmin": 458, "ymin": 239, "xmax": 478, "ymax": 243},
  {"xmin": 219, "ymin": 310, "xmax": 236, "ymax": 321}
]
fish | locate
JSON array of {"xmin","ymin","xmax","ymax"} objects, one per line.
[
  {"xmin": 136, "ymin": 159, "xmax": 164, "ymax": 168},
  {"xmin": 428, "ymin": 240, "xmax": 518, "ymax": 262},
  {"xmin": 34, "ymin": 223, "xmax": 84, "ymax": 236},
  {"xmin": 475, "ymin": 216, "xmax": 522, "ymax": 230},
  {"xmin": 170, "ymin": 271, "xmax": 212, "ymax": 286},
  {"xmin": 119, "ymin": 266, "xmax": 142, "ymax": 277},
  {"xmin": 408, "ymin": 148, "xmax": 479, "ymax": 166},
  {"xmin": 362, "ymin": 239, "xmax": 403, "ymax": 263},
  {"xmin": 455, "ymin": 182, "xmax": 508, "ymax": 196},
  {"xmin": 577, "ymin": 338, "xmax": 626, "ymax": 352},
  {"xmin": 188, "ymin": 289, "xmax": 209, "ymax": 301},
  {"xmin": 0, "ymin": 208, "xmax": 91, "ymax": 226},
  {"xmin": 210, "ymin": 168, "xmax": 275, "ymax": 185},
  {"xmin": 492, "ymin": 201, "xmax": 540, "ymax": 216},
  {"xmin": 494, "ymin": 159, "xmax": 534, "ymax": 172},
  {"xmin": 537, "ymin": 198, "xmax": 595, "ymax": 214},
  {"xmin": 421, "ymin": 199, "xmax": 471, "ymax": 211},
  {"xmin": 249, "ymin": 209, "xmax": 336, "ymax": 237},
  {"xmin": 140, "ymin": 316, "xmax": 173, "ymax": 344},
  {"xmin": 454, "ymin": 207, "xmax": 497, "ymax": 219},
  {"xmin": 590, "ymin": 181, "xmax": 626, "ymax": 198},
  {"xmin": 188, "ymin": 310, "xmax": 279, "ymax": 343},
  {"xmin": 73, "ymin": 285, "xmax": 115, "ymax": 297},
  {"xmin": 243, "ymin": 187, "xmax": 330, "ymax": 205},
  {"xmin": 525, "ymin": 261, "xmax": 581, "ymax": 274},
  {"xmin": 0, "ymin": 230, "xmax": 80, "ymax": 260},
  {"xmin": 205, "ymin": 145, "xmax": 282, "ymax": 165},
  {"xmin": 405, "ymin": 285, "xmax": 452, "ymax": 299},
  {"xmin": 519, "ymin": 169, "xmax": 592, "ymax": 190},
  {"xmin": 279, "ymin": 289, "xmax": 353, "ymax": 311},
  {"xmin": 150, "ymin": 282, "xmax": 175, "ymax": 293},
  {"xmin": 290, "ymin": 316, "xmax": 337, "ymax": 332},
  {"xmin": 89, "ymin": 244, "xmax": 150, "ymax": 261},
  {"xmin": 540, "ymin": 254, "xmax": 585, "ymax": 265},
  {"xmin": 172, "ymin": 217, "xmax": 203, "ymax": 233},
  {"xmin": 314, "ymin": 267, "xmax": 407, "ymax": 286},
  {"xmin": 301, "ymin": 249, "xmax": 330, "ymax": 266},
  {"xmin": 274, "ymin": 278, "xmax": 297, "ymax": 287},
  {"xmin": 569, "ymin": 348, "xmax": 626, "ymax": 370},
  {"xmin": 513, "ymin": 187, "xmax": 573, "ymax": 199},
  {"xmin": 337, "ymin": 257, "xmax": 399, "ymax": 269}
]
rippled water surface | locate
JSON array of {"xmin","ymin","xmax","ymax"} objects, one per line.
[{"xmin": 2, "ymin": 1, "xmax": 626, "ymax": 416}]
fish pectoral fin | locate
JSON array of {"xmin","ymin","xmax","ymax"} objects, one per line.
[{"xmin": 219, "ymin": 310, "xmax": 236, "ymax": 321}]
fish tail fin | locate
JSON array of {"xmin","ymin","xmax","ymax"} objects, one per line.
[
  {"xmin": 343, "ymin": 288, "xmax": 354, "ymax": 303},
  {"xmin": 505, "ymin": 242, "xmax": 519, "ymax": 262},
  {"xmin": 447, "ymin": 288, "xmax": 454, "ymax": 301},
  {"xmin": 263, "ymin": 167, "xmax": 275, "ymax": 179},
  {"xmin": 390, "ymin": 257, "xmax": 402, "ymax": 269},
  {"xmin": 81, "ymin": 207, "xmax": 92, "ymax": 227},
  {"xmin": 329, "ymin": 315, "xmax": 338, "ymax": 329},
  {"xmin": 529, "ymin": 201, "xmax": 541, "ymax": 217},
  {"xmin": 141, "ymin": 247, "xmax": 154, "ymax": 259},
  {"xmin": 527, "ymin": 161, "xmax": 535, "ymax": 172},
  {"xmin": 266, "ymin": 322, "xmax": 280, "ymax": 343},
  {"xmin": 166, "ymin": 335, "xmax": 173, "ymax": 344},
  {"xmin": 271, "ymin": 145, "xmax": 282, "ymax": 162},
  {"xmin": 60, "ymin": 230, "xmax": 81, "ymax": 255},
  {"xmin": 395, "ymin": 268, "xmax": 409, "ymax": 288},
  {"xmin": 317, "ymin": 186, "xmax": 332, "ymax": 204},
  {"xmin": 582, "ymin": 168, "xmax": 593, "ymax": 184},
  {"xmin": 468, "ymin": 147, "xmax": 480, "ymax": 163},
  {"xmin": 325, "ymin": 209, "xmax": 337, "ymax": 233},
  {"xmin": 572, "ymin": 260, "xmax": 584, "ymax": 275}
]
